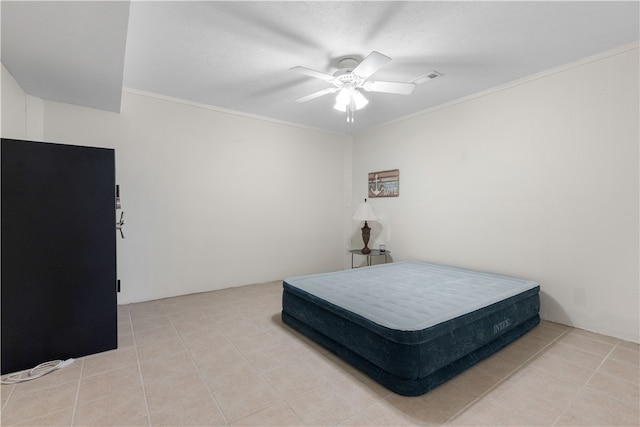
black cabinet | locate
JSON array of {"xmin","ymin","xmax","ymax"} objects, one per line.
[{"xmin": 1, "ymin": 138, "xmax": 117, "ymax": 374}]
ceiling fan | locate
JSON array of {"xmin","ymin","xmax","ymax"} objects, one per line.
[{"xmin": 291, "ymin": 51, "xmax": 436, "ymax": 123}]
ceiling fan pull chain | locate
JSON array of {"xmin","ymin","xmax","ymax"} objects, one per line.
[{"xmin": 349, "ymin": 96, "xmax": 356, "ymax": 123}]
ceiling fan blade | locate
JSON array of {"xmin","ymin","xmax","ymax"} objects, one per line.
[
  {"xmin": 363, "ymin": 81, "xmax": 416, "ymax": 95},
  {"xmin": 352, "ymin": 51, "xmax": 391, "ymax": 79},
  {"xmin": 295, "ymin": 87, "xmax": 339, "ymax": 102},
  {"xmin": 290, "ymin": 66, "xmax": 335, "ymax": 82}
]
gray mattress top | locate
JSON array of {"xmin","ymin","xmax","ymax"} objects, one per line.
[{"xmin": 284, "ymin": 261, "xmax": 539, "ymax": 331}]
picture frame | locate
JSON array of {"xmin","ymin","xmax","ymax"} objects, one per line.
[{"xmin": 368, "ymin": 169, "xmax": 399, "ymax": 198}]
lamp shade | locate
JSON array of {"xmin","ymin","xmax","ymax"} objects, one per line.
[{"xmin": 352, "ymin": 200, "xmax": 378, "ymax": 221}]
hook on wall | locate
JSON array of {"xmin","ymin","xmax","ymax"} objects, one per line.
[
  {"xmin": 115, "ymin": 185, "xmax": 125, "ymax": 239},
  {"xmin": 116, "ymin": 211, "xmax": 125, "ymax": 239}
]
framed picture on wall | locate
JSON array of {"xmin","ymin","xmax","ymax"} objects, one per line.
[{"xmin": 368, "ymin": 169, "xmax": 399, "ymax": 198}]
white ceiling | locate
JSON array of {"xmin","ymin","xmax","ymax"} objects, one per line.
[
  {"xmin": 2, "ymin": 1, "xmax": 639, "ymax": 134},
  {"xmin": 2, "ymin": 1, "xmax": 130, "ymax": 112}
]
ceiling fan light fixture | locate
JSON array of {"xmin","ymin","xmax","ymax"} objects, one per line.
[
  {"xmin": 335, "ymin": 87, "xmax": 352, "ymax": 107},
  {"xmin": 333, "ymin": 101, "xmax": 347, "ymax": 112},
  {"xmin": 353, "ymin": 90, "xmax": 369, "ymax": 109},
  {"xmin": 333, "ymin": 87, "xmax": 368, "ymax": 112}
]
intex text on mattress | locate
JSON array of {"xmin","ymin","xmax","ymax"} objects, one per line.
[{"xmin": 281, "ymin": 261, "xmax": 540, "ymax": 396}]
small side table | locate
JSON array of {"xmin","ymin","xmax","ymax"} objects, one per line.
[{"xmin": 349, "ymin": 249, "xmax": 390, "ymax": 268}]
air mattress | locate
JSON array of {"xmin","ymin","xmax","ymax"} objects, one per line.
[{"xmin": 282, "ymin": 261, "xmax": 540, "ymax": 396}]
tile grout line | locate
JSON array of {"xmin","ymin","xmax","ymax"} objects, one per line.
[
  {"xmin": 130, "ymin": 308, "xmax": 153, "ymax": 427},
  {"xmin": 1, "ymin": 382, "xmax": 16, "ymax": 416},
  {"xmin": 550, "ymin": 341, "xmax": 620, "ymax": 426},
  {"xmin": 216, "ymin": 302, "xmax": 293, "ymax": 424},
  {"xmin": 246, "ymin": 299, "xmax": 327, "ymax": 426},
  {"xmin": 338, "ymin": 398, "xmax": 387, "ymax": 426},
  {"xmin": 163, "ymin": 303, "xmax": 230, "ymax": 426},
  {"xmin": 2, "ymin": 355, "xmax": 88, "ymax": 426},
  {"xmin": 445, "ymin": 324, "xmax": 572, "ymax": 424},
  {"xmin": 224, "ymin": 292, "xmax": 323, "ymax": 425},
  {"xmin": 548, "ymin": 331, "xmax": 639, "ymax": 407},
  {"xmin": 255, "ymin": 320, "xmax": 350, "ymax": 425},
  {"xmin": 69, "ymin": 357, "xmax": 85, "ymax": 427}
]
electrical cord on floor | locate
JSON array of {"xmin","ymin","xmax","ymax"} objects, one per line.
[{"xmin": 0, "ymin": 358, "xmax": 74, "ymax": 384}]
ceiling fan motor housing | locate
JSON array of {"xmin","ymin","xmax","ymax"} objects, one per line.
[
  {"xmin": 332, "ymin": 57, "xmax": 366, "ymax": 87},
  {"xmin": 337, "ymin": 57, "xmax": 360, "ymax": 71},
  {"xmin": 333, "ymin": 69, "xmax": 365, "ymax": 87}
]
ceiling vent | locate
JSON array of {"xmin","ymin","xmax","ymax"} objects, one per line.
[{"xmin": 413, "ymin": 71, "xmax": 442, "ymax": 85}]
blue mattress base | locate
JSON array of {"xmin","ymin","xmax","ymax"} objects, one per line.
[{"xmin": 282, "ymin": 310, "xmax": 539, "ymax": 396}]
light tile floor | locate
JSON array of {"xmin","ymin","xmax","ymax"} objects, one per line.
[{"xmin": 1, "ymin": 280, "xmax": 638, "ymax": 426}]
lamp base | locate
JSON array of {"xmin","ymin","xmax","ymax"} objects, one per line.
[{"xmin": 360, "ymin": 221, "xmax": 371, "ymax": 254}]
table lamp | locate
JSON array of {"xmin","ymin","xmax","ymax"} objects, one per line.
[{"xmin": 353, "ymin": 198, "xmax": 378, "ymax": 254}]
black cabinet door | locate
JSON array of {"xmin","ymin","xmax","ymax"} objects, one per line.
[{"xmin": 1, "ymin": 139, "xmax": 117, "ymax": 374}]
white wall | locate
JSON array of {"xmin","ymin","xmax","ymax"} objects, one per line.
[
  {"xmin": 352, "ymin": 44, "xmax": 639, "ymax": 343},
  {"xmin": 2, "ymin": 65, "xmax": 45, "ymax": 140},
  {"xmin": 1, "ymin": 64, "xmax": 27, "ymax": 139},
  {"xmin": 35, "ymin": 90, "xmax": 349, "ymax": 303}
]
